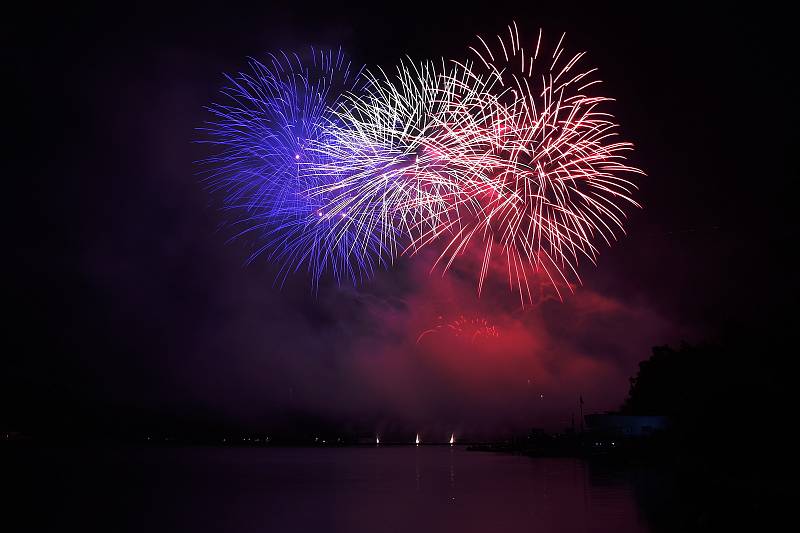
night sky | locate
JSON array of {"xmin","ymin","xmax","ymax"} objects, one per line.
[{"xmin": 4, "ymin": 2, "xmax": 795, "ymax": 438}]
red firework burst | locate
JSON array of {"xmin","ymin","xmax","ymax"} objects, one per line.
[
  {"xmin": 411, "ymin": 24, "xmax": 644, "ymax": 305},
  {"xmin": 417, "ymin": 315, "xmax": 501, "ymax": 344}
]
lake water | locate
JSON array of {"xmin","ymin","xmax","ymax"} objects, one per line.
[{"xmin": 5, "ymin": 445, "xmax": 660, "ymax": 532}]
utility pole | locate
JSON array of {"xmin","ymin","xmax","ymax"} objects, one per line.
[{"xmin": 579, "ymin": 395, "xmax": 584, "ymax": 433}]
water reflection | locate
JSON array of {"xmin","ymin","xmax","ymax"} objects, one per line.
[{"xmin": 6, "ymin": 446, "xmax": 655, "ymax": 532}]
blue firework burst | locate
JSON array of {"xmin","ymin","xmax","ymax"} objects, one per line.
[{"xmin": 200, "ymin": 48, "xmax": 397, "ymax": 286}]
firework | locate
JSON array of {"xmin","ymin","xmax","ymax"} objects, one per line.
[
  {"xmin": 416, "ymin": 25, "xmax": 643, "ymax": 303},
  {"xmin": 200, "ymin": 27, "xmax": 643, "ymax": 300},
  {"xmin": 200, "ymin": 48, "xmax": 391, "ymax": 285},
  {"xmin": 304, "ymin": 59, "xmax": 501, "ymax": 263},
  {"xmin": 417, "ymin": 315, "xmax": 501, "ymax": 344}
]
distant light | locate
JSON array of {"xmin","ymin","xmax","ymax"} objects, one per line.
[{"xmin": 295, "ymin": 154, "xmax": 300, "ymax": 160}]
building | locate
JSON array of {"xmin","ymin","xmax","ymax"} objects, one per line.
[{"xmin": 584, "ymin": 415, "xmax": 668, "ymax": 437}]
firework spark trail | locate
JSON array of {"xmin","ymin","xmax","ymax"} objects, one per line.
[
  {"xmin": 411, "ymin": 24, "xmax": 644, "ymax": 304},
  {"xmin": 199, "ymin": 48, "xmax": 395, "ymax": 285},
  {"xmin": 304, "ymin": 59, "xmax": 505, "ymax": 264}
]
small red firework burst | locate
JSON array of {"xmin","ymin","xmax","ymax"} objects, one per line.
[{"xmin": 417, "ymin": 315, "xmax": 501, "ymax": 344}]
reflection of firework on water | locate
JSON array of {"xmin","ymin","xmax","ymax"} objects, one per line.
[
  {"xmin": 416, "ymin": 24, "xmax": 643, "ymax": 304},
  {"xmin": 417, "ymin": 315, "xmax": 501, "ymax": 344}
]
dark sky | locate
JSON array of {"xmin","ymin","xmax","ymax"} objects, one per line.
[{"xmin": 4, "ymin": 2, "xmax": 795, "ymax": 437}]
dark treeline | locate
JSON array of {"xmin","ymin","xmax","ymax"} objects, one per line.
[{"xmin": 617, "ymin": 323, "xmax": 792, "ymax": 532}]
